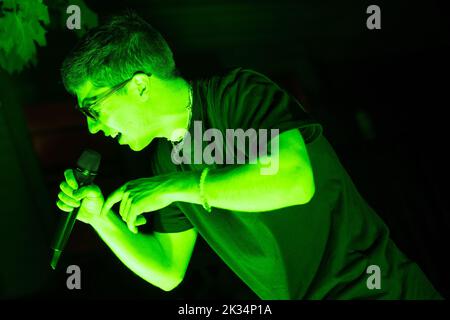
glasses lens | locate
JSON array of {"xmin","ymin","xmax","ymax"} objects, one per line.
[{"xmin": 79, "ymin": 106, "xmax": 98, "ymax": 120}]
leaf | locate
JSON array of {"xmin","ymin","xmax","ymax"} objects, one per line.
[
  {"xmin": 0, "ymin": 46, "xmax": 36, "ymax": 73},
  {"xmin": 0, "ymin": 0, "xmax": 50, "ymax": 73},
  {"xmin": 0, "ymin": 11, "xmax": 16, "ymax": 53}
]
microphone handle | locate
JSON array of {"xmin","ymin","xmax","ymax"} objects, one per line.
[
  {"xmin": 50, "ymin": 179, "xmax": 90, "ymax": 270},
  {"xmin": 50, "ymin": 206, "xmax": 80, "ymax": 270}
]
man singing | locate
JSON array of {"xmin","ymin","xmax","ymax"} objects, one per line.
[{"xmin": 56, "ymin": 12, "xmax": 441, "ymax": 299}]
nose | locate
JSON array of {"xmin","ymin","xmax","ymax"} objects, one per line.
[{"xmin": 87, "ymin": 118, "xmax": 102, "ymax": 134}]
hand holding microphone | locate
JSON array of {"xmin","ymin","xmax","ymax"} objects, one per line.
[
  {"xmin": 53, "ymin": 149, "xmax": 147, "ymax": 269},
  {"xmin": 57, "ymin": 169, "xmax": 104, "ymax": 225},
  {"xmin": 52, "ymin": 149, "xmax": 102, "ymax": 269}
]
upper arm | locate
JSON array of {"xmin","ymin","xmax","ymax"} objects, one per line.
[
  {"xmin": 271, "ymin": 128, "xmax": 315, "ymax": 203},
  {"xmin": 276, "ymin": 128, "xmax": 311, "ymax": 170},
  {"xmin": 153, "ymin": 227, "xmax": 198, "ymax": 286}
]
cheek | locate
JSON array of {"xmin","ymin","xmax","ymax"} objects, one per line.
[{"xmin": 105, "ymin": 105, "xmax": 135, "ymax": 129}]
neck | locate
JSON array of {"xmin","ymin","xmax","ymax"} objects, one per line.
[{"xmin": 146, "ymin": 76, "xmax": 192, "ymax": 141}]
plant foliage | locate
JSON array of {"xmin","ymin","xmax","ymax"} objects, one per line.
[{"xmin": 0, "ymin": 0, "xmax": 49, "ymax": 73}]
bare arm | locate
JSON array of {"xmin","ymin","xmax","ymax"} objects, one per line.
[
  {"xmin": 175, "ymin": 128, "xmax": 315, "ymax": 212},
  {"xmin": 57, "ymin": 170, "xmax": 197, "ymax": 292},
  {"xmin": 103, "ymin": 128, "xmax": 316, "ymax": 232},
  {"xmin": 90, "ymin": 211, "xmax": 197, "ymax": 291}
]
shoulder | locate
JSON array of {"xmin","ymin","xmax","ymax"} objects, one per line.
[
  {"xmin": 213, "ymin": 67, "xmax": 277, "ymax": 87},
  {"xmin": 199, "ymin": 67, "xmax": 281, "ymax": 99}
]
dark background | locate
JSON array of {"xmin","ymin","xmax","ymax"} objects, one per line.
[{"xmin": 0, "ymin": 0, "xmax": 449, "ymax": 299}]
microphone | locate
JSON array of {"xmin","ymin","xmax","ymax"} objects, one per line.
[{"xmin": 50, "ymin": 149, "xmax": 101, "ymax": 270}]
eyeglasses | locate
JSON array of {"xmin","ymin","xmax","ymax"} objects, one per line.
[{"xmin": 76, "ymin": 72, "xmax": 149, "ymax": 121}]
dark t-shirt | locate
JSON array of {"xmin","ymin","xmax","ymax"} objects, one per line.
[{"xmin": 146, "ymin": 68, "xmax": 441, "ymax": 299}]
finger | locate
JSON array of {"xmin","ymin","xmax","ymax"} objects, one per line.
[
  {"xmin": 119, "ymin": 191, "xmax": 130, "ymax": 219},
  {"xmin": 64, "ymin": 169, "xmax": 78, "ymax": 189},
  {"xmin": 72, "ymin": 185, "xmax": 100, "ymax": 200},
  {"xmin": 56, "ymin": 200, "xmax": 74, "ymax": 213},
  {"xmin": 60, "ymin": 181, "xmax": 75, "ymax": 197},
  {"xmin": 127, "ymin": 206, "xmax": 139, "ymax": 234},
  {"xmin": 101, "ymin": 186, "xmax": 126, "ymax": 216},
  {"xmin": 123, "ymin": 196, "xmax": 132, "ymax": 222},
  {"xmin": 135, "ymin": 217, "xmax": 147, "ymax": 226},
  {"xmin": 57, "ymin": 191, "xmax": 80, "ymax": 207}
]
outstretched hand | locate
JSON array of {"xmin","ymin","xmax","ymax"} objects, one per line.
[{"xmin": 101, "ymin": 175, "xmax": 176, "ymax": 233}]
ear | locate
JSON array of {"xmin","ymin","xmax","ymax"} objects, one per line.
[{"xmin": 129, "ymin": 73, "xmax": 150, "ymax": 101}]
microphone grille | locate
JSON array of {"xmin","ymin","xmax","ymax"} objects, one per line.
[{"xmin": 76, "ymin": 149, "xmax": 101, "ymax": 173}]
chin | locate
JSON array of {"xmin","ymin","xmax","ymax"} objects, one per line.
[
  {"xmin": 129, "ymin": 142, "xmax": 148, "ymax": 152},
  {"xmin": 133, "ymin": 137, "xmax": 155, "ymax": 151},
  {"xmin": 129, "ymin": 144, "xmax": 142, "ymax": 151}
]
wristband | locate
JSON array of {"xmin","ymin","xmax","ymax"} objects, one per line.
[{"xmin": 199, "ymin": 167, "xmax": 212, "ymax": 213}]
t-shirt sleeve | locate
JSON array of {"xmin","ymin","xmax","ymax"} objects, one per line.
[
  {"xmin": 141, "ymin": 204, "xmax": 193, "ymax": 233},
  {"xmin": 212, "ymin": 68, "xmax": 322, "ymax": 143}
]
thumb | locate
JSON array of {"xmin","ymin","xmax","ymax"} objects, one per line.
[
  {"xmin": 135, "ymin": 217, "xmax": 147, "ymax": 226},
  {"xmin": 73, "ymin": 185, "xmax": 101, "ymax": 200}
]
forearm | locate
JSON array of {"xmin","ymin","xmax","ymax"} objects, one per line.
[
  {"xmin": 207, "ymin": 164, "xmax": 312, "ymax": 211},
  {"xmin": 90, "ymin": 211, "xmax": 178, "ymax": 291},
  {"xmin": 175, "ymin": 163, "xmax": 313, "ymax": 212}
]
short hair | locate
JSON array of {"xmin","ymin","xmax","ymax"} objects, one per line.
[{"xmin": 61, "ymin": 11, "xmax": 178, "ymax": 94}]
